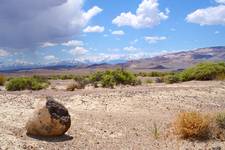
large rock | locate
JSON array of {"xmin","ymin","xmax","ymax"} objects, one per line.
[{"xmin": 26, "ymin": 97, "xmax": 71, "ymax": 137}]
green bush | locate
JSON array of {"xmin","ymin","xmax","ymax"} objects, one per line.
[
  {"xmin": 101, "ymin": 74, "xmax": 116, "ymax": 88},
  {"xmin": 89, "ymin": 69, "xmax": 141, "ymax": 88},
  {"xmin": 6, "ymin": 77, "xmax": 49, "ymax": 91},
  {"xmin": 0, "ymin": 75, "xmax": 6, "ymax": 86},
  {"xmin": 163, "ymin": 75, "xmax": 180, "ymax": 84},
  {"xmin": 89, "ymin": 71, "xmax": 104, "ymax": 85},
  {"xmin": 180, "ymin": 62, "xmax": 225, "ymax": 81}
]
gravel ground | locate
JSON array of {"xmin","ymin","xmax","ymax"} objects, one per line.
[{"xmin": 0, "ymin": 81, "xmax": 225, "ymax": 150}]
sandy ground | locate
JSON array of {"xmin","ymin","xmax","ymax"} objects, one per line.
[{"xmin": 0, "ymin": 81, "xmax": 225, "ymax": 150}]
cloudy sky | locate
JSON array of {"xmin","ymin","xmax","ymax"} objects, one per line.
[{"xmin": 0, "ymin": 0, "xmax": 225, "ymax": 66}]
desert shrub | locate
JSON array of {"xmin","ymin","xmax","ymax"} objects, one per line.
[
  {"xmin": 0, "ymin": 75, "xmax": 6, "ymax": 85},
  {"xmin": 77, "ymin": 78, "xmax": 89, "ymax": 88},
  {"xmin": 66, "ymin": 82, "xmax": 84, "ymax": 91},
  {"xmin": 163, "ymin": 74, "xmax": 180, "ymax": 84},
  {"xmin": 66, "ymin": 83, "xmax": 76, "ymax": 91},
  {"xmin": 89, "ymin": 69, "xmax": 141, "ymax": 88},
  {"xmin": 146, "ymin": 79, "xmax": 153, "ymax": 84},
  {"xmin": 112, "ymin": 69, "xmax": 139, "ymax": 85},
  {"xmin": 137, "ymin": 71, "xmax": 173, "ymax": 77},
  {"xmin": 210, "ymin": 112, "xmax": 225, "ymax": 141},
  {"xmin": 88, "ymin": 71, "xmax": 103, "ymax": 87},
  {"xmin": 174, "ymin": 112, "xmax": 210, "ymax": 139},
  {"xmin": 6, "ymin": 77, "xmax": 49, "ymax": 91},
  {"xmin": 59, "ymin": 74, "xmax": 75, "ymax": 80},
  {"xmin": 216, "ymin": 112, "xmax": 225, "ymax": 129},
  {"xmin": 180, "ymin": 62, "xmax": 225, "ymax": 81},
  {"xmin": 101, "ymin": 74, "xmax": 116, "ymax": 88},
  {"xmin": 155, "ymin": 77, "xmax": 163, "ymax": 83}
]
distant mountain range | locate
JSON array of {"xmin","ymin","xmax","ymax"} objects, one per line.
[
  {"xmin": 0, "ymin": 46, "xmax": 225, "ymax": 73},
  {"xmin": 124, "ymin": 46, "xmax": 225, "ymax": 71}
]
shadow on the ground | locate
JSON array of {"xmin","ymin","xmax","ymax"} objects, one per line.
[{"xmin": 27, "ymin": 134, "xmax": 74, "ymax": 142}]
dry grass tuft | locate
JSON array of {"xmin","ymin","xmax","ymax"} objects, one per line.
[
  {"xmin": 151, "ymin": 122, "xmax": 160, "ymax": 139},
  {"xmin": 174, "ymin": 112, "xmax": 210, "ymax": 140},
  {"xmin": 66, "ymin": 82, "xmax": 84, "ymax": 91},
  {"xmin": 216, "ymin": 112, "xmax": 225, "ymax": 129},
  {"xmin": 210, "ymin": 112, "xmax": 225, "ymax": 141}
]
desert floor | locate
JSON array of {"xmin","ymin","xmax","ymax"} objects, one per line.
[{"xmin": 0, "ymin": 81, "xmax": 225, "ymax": 150}]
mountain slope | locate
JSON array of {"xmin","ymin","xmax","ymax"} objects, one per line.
[{"xmin": 124, "ymin": 46, "xmax": 225, "ymax": 71}]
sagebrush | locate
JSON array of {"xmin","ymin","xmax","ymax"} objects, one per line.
[
  {"xmin": 89, "ymin": 69, "xmax": 141, "ymax": 88},
  {"xmin": 6, "ymin": 76, "xmax": 49, "ymax": 91}
]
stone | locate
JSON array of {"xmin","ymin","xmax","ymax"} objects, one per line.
[{"xmin": 26, "ymin": 97, "xmax": 71, "ymax": 137}]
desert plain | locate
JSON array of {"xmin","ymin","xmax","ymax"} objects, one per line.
[{"xmin": 0, "ymin": 80, "xmax": 225, "ymax": 150}]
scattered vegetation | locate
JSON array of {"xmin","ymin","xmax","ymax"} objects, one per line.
[
  {"xmin": 0, "ymin": 75, "xmax": 6, "ymax": 86},
  {"xmin": 139, "ymin": 62, "xmax": 225, "ymax": 84},
  {"xmin": 3, "ymin": 61, "xmax": 224, "ymax": 90},
  {"xmin": 174, "ymin": 112, "xmax": 210, "ymax": 139},
  {"xmin": 6, "ymin": 76, "xmax": 49, "ymax": 91}
]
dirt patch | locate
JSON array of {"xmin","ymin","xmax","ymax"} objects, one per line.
[{"xmin": 0, "ymin": 81, "xmax": 225, "ymax": 149}]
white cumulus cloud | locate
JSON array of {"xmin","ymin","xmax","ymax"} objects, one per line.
[
  {"xmin": 62, "ymin": 40, "xmax": 84, "ymax": 47},
  {"xmin": 41, "ymin": 42, "xmax": 58, "ymax": 48},
  {"xmin": 69, "ymin": 47, "xmax": 88, "ymax": 56},
  {"xmin": 145, "ymin": 36, "xmax": 167, "ymax": 44},
  {"xmin": 216, "ymin": 0, "xmax": 225, "ymax": 4},
  {"xmin": 111, "ymin": 30, "xmax": 125, "ymax": 36},
  {"xmin": 83, "ymin": 6, "xmax": 103, "ymax": 22},
  {"xmin": 44, "ymin": 55, "xmax": 58, "ymax": 61},
  {"xmin": 41, "ymin": 40, "xmax": 84, "ymax": 48},
  {"xmin": 123, "ymin": 46, "xmax": 138, "ymax": 52},
  {"xmin": 83, "ymin": 25, "xmax": 105, "ymax": 33},
  {"xmin": 186, "ymin": 5, "xmax": 225, "ymax": 26},
  {"xmin": 112, "ymin": 0, "xmax": 169, "ymax": 29}
]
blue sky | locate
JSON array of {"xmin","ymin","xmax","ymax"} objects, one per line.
[{"xmin": 0, "ymin": 0, "xmax": 225, "ymax": 67}]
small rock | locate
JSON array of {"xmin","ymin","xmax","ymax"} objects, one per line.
[{"xmin": 26, "ymin": 97, "xmax": 71, "ymax": 137}]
